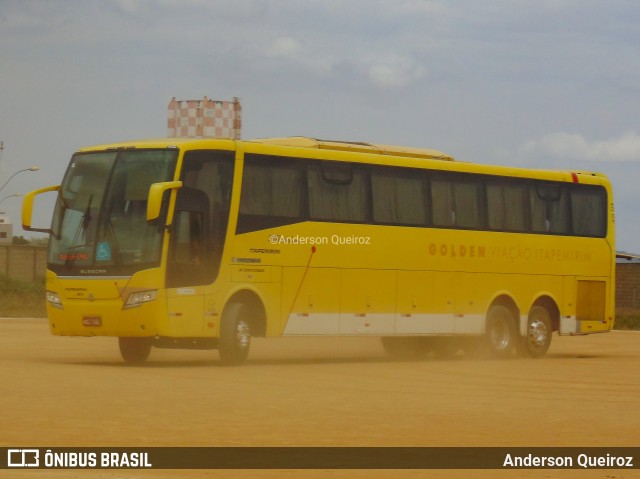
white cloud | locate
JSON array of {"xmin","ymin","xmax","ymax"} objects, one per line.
[
  {"xmin": 520, "ymin": 131, "xmax": 640, "ymax": 162},
  {"xmin": 263, "ymin": 42, "xmax": 427, "ymax": 88},
  {"xmin": 268, "ymin": 37, "xmax": 303, "ymax": 58},
  {"xmin": 365, "ymin": 55, "xmax": 426, "ymax": 88},
  {"xmin": 263, "ymin": 36, "xmax": 337, "ymax": 77}
]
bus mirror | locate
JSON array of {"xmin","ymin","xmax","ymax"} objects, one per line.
[
  {"xmin": 147, "ymin": 181, "xmax": 183, "ymax": 223},
  {"xmin": 21, "ymin": 185, "xmax": 60, "ymax": 233}
]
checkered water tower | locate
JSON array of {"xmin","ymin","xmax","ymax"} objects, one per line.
[{"xmin": 167, "ymin": 96, "xmax": 242, "ymax": 139}]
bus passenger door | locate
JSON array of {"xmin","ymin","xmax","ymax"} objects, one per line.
[{"xmin": 165, "ymin": 188, "xmax": 209, "ymax": 337}]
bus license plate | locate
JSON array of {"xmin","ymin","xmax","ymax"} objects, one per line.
[{"xmin": 83, "ymin": 317, "xmax": 102, "ymax": 327}]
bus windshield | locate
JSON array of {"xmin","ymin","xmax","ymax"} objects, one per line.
[{"xmin": 48, "ymin": 149, "xmax": 177, "ymax": 275}]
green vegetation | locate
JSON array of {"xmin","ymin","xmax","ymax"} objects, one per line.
[
  {"xmin": 614, "ymin": 310, "xmax": 640, "ymax": 330},
  {"xmin": 0, "ymin": 275, "xmax": 47, "ymax": 318}
]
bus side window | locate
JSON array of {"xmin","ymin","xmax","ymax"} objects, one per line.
[
  {"xmin": 371, "ymin": 167, "xmax": 428, "ymax": 226},
  {"xmin": 452, "ymin": 180, "xmax": 483, "ymax": 229},
  {"xmin": 431, "ymin": 175, "xmax": 483, "ymax": 229},
  {"xmin": 237, "ymin": 154, "xmax": 305, "ymax": 233},
  {"xmin": 487, "ymin": 181, "xmax": 528, "ymax": 232},
  {"xmin": 531, "ymin": 184, "xmax": 569, "ymax": 234},
  {"xmin": 571, "ymin": 186, "xmax": 607, "ymax": 237},
  {"xmin": 431, "ymin": 178, "xmax": 455, "ymax": 227},
  {"xmin": 307, "ymin": 162, "xmax": 368, "ymax": 222}
]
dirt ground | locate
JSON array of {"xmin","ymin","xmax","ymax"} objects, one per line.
[{"xmin": 1, "ymin": 318, "xmax": 639, "ymax": 479}]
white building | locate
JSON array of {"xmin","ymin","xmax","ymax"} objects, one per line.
[{"xmin": 0, "ymin": 213, "xmax": 12, "ymax": 244}]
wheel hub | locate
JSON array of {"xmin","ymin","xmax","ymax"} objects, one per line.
[
  {"xmin": 236, "ymin": 320, "xmax": 251, "ymax": 349},
  {"xmin": 528, "ymin": 319, "xmax": 548, "ymax": 348}
]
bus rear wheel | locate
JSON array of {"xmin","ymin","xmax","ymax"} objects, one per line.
[
  {"xmin": 219, "ymin": 303, "xmax": 252, "ymax": 366},
  {"xmin": 520, "ymin": 306, "xmax": 552, "ymax": 358},
  {"xmin": 118, "ymin": 337, "xmax": 152, "ymax": 364},
  {"xmin": 484, "ymin": 305, "xmax": 516, "ymax": 358}
]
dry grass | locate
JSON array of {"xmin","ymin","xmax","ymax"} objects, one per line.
[
  {"xmin": 614, "ymin": 308, "xmax": 640, "ymax": 330},
  {"xmin": 0, "ymin": 275, "xmax": 47, "ymax": 318}
]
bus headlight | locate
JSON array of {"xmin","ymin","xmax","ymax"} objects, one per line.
[
  {"xmin": 46, "ymin": 291, "xmax": 64, "ymax": 309},
  {"xmin": 124, "ymin": 290, "xmax": 158, "ymax": 309}
]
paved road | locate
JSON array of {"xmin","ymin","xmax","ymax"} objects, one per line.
[{"xmin": 1, "ymin": 318, "xmax": 639, "ymax": 478}]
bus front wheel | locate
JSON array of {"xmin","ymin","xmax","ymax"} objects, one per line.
[
  {"xmin": 219, "ymin": 303, "xmax": 252, "ymax": 366},
  {"xmin": 484, "ymin": 305, "xmax": 516, "ymax": 358},
  {"xmin": 520, "ymin": 306, "xmax": 552, "ymax": 358},
  {"xmin": 118, "ymin": 337, "xmax": 152, "ymax": 364}
]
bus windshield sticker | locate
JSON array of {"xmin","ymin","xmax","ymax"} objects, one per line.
[{"xmin": 96, "ymin": 242, "xmax": 112, "ymax": 261}]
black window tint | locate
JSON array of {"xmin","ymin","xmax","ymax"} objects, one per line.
[
  {"xmin": 431, "ymin": 178, "xmax": 455, "ymax": 227},
  {"xmin": 531, "ymin": 184, "xmax": 569, "ymax": 234},
  {"xmin": 234, "ymin": 152, "xmax": 608, "ymax": 239},
  {"xmin": 308, "ymin": 162, "xmax": 368, "ymax": 222},
  {"xmin": 487, "ymin": 180, "xmax": 528, "ymax": 231},
  {"xmin": 454, "ymin": 180, "xmax": 483, "ymax": 228},
  {"xmin": 240, "ymin": 155, "xmax": 304, "ymax": 217},
  {"xmin": 237, "ymin": 154, "xmax": 305, "ymax": 233},
  {"xmin": 432, "ymin": 176, "xmax": 483, "ymax": 229},
  {"xmin": 371, "ymin": 167, "xmax": 427, "ymax": 225},
  {"xmin": 168, "ymin": 150, "xmax": 234, "ymax": 287},
  {"xmin": 571, "ymin": 185, "xmax": 607, "ymax": 237}
]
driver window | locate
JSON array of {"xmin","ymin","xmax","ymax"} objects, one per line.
[
  {"xmin": 171, "ymin": 211, "xmax": 203, "ymax": 265},
  {"xmin": 166, "ymin": 189, "xmax": 208, "ymax": 288},
  {"xmin": 165, "ymin": 150, "xmax": 234, "ymax": 288}
]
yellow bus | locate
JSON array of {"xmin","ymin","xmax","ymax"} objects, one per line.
[{"xmin": 22, "ymin": 137, "xmax": 615, "ymax": 364}]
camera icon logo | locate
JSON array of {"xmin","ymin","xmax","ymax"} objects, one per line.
[{"xmin": 7, "ymin": 449, "xmax": 40, "ymax": 468}]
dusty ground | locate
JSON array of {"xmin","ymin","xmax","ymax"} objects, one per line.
[{"xmin": 1, "ymin": 318, "xmax": 639, "ymax": 479}]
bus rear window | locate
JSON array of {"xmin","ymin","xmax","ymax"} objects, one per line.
[{"xmin": 571, "ymin": 186, "xmax": 607, "ymax": 237}]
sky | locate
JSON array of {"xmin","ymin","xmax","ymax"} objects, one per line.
[{"xmin": 1, "ymin": 0, "xmax": 640, "ymax": 251}]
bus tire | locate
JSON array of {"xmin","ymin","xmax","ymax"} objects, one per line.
[
  {"xmin": 381, "ymin": 337, "xmax": 430, "ymax": 359},
  {"xmin": 219, "ymin": 303, "xmax": 251, "ymax": 366},
  {"xmin": 520, "ymin": 306, "xmax": 552, "ymax": 358},
  {"xmin": 484, "ymin": 305, "xmax": 516, "ymax": 358},
  {"xmin": 119, "ymin": 337, "xmax": 152, "ymax": 364}
]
